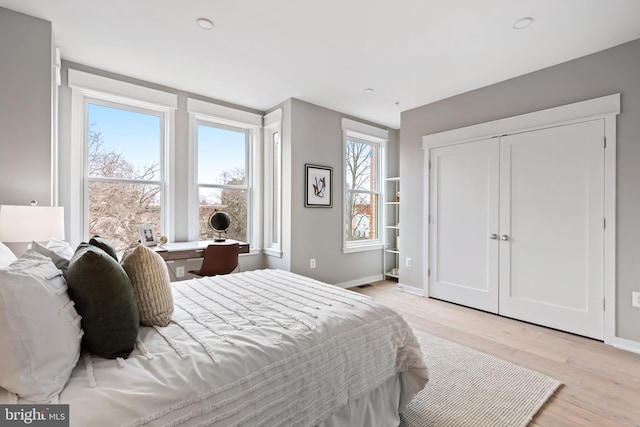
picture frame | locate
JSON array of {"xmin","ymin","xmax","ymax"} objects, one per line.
[
  {"xmin": 305, "ymin": 164, "xmax": 333, "ymax": 208},
  {"xmin": 138, "ymin": 224, "xmax": 158, "ymax": 246}
]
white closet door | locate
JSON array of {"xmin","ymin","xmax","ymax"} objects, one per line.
[
  {"xmin": 499, "ymin": 119, "xmax": 605, "ymax": 339},
  {"xmin": 430, "ymin": 139, "xmax": 499, "ymax": 313}
]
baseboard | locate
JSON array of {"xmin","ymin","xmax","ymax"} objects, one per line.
[
  {"xmin": 613, "ymin": 337, "xmax": 640, "ymax": 355},
  {"xmin": 335, "ymin": 274, "xmax": 384, "ymax": 289},
  {"xmin": 396, "ymin": 283, "xmax": 426, "ymax": 297}
]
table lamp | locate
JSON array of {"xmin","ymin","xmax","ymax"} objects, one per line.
[{"xmin": 0, "ymin": 204, "xmax": 65, "ymax": 243}]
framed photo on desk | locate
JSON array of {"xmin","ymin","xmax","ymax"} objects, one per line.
[{"xmin": 138, "ymin": 225, "xmax": 158, "ymax": 246}]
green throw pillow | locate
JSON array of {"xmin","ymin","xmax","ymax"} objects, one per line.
[
  {"xmin": 89, "ymin": 235, "xmax": 119, "ymax": 261},
  {"xmin": 66, "ymin": 244, "xmax": 139, "ymax": 359}
]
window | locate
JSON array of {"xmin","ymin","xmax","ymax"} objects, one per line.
[
  {"xmin": 196, "ymin": 123, "xmax": 249, "ymax": 242},
  {"xmin": 342, "ymin": 118, "xmax": 388, "ymax": 253},
  {"xmin": 263, "ymin": 109, "xmax": 283, "ymax": 257},
  {"xmin": 187, "ymin": 99, "xmax": 262, "ymax": 248},
  {"xmin": 68, "ymin": 70, "xmax": 177, "ymax": 251},
  {"xmin": 86, "ymin": 102, "xmax": 164, "ymax": 251}
]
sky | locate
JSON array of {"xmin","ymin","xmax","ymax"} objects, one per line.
[{"xmin": 88, "ymin": 103, "xmax": 246, "ymax": 184}]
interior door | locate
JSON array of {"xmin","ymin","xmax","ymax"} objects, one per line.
[
  {"xmin": 498, "ymin": 119, "xmax": 605, "ymax": 339},
  {"xmin": 429, "ymin": 139, "xmax": 499, "ymax": 313}
]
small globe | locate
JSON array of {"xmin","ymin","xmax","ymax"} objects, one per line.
[{"xmin": 208, "ymin": 211, "xmax": 231, "ymax": 233}]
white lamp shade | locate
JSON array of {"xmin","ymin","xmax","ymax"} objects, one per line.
[{"xmin": 0, "ymin": 205, "xmax": 65, "ymax": 242}]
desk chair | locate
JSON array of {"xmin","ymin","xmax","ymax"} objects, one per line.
[{"xmin": 188, "ymin": 242, "xmax": 239, "ymax": 276}]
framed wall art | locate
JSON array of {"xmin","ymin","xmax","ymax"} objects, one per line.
[{"xmin": 305, "ymin": 164, "xmax": 332, "ymax": 208}]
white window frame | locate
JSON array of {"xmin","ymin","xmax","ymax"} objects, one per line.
[
  {"xmin": 187, "ymin": 98, "xmax": 262, "ymax": 252},
  {"xmin": 342, "ymin": 118, "xmax": 388, "ymax": 253},
  {"xmin": 68, "ymin": 69, "xmax": 177, "ymax": 246},
  {"xmin": 263, "ymin": 109, "xmax": 283, "ymax": 257}
]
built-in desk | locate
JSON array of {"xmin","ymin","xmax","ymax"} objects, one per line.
[{"xmin": 153, "ymin": 239, "xmax": 249, "ymax": 261}]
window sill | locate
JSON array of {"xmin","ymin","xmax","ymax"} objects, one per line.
[{"xmin": 343, "ymin": 242, "xmax": 384, "ymax": 254}]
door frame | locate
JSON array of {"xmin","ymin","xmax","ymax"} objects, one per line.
[{"xmin": 422, "ymin": 93, "xmax": 620, "ymax": 345}]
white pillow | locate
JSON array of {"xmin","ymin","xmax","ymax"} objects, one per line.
[
  {"xmin": 31, "ymin": 239, "xmax": 75, "ymax": 277},
  {"xmin": 46, "ymin": 239, "xmax": 75, "ymax": 259},
  {"xmin": 0, "ymin": 250, "xmax": 82, "ymax": 402},
  {"xmin": 0, "ymin": 241, "xmax": 17, "ymax": 268}
]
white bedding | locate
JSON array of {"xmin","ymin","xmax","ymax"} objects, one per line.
[{"xmin": 3, "ymin": 269, "xmax": 428, "ymax": 426}]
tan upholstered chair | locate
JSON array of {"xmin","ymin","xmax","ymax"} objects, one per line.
[{"xmin": 189, "ymin": 243, "xmax": 239, "ymax": 276}]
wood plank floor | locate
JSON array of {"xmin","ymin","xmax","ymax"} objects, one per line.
[{"xmin": 353, "ymin": 280, "xmax": 640, "ymax": 427}]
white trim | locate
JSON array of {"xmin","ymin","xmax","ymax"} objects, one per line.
[
  {"xmin": 187, "ymin": 98, "xmax": 261, "ymax": 128},
  {"xmin": 423, "ymin": 94, "xmax": 620, "ymax": 148},
  {"xmin": 68, "ymin": 69, "xmax": 177, "ymax": 110},
  {"xmin": 422, "ymin": 93, "xmax": 620, "ymax": 345},
  {"xmin": 342, "ymin": 242, "xmax": 384, "ymax": 254},
  {"xmin": 164, "ymin": 109, "xmax": 176, "ymax": 243},
  {"xmin": 187, "ymin": 113, "xmax": 199, "ymax": 241},
  {"xmin": 334, "ymin": 274, "xmax": 384, "ymax": 289},
  {"xmin": 264, "ymin": 108, "xmax": 282, "ymax": 126},
  {"xmin": 263, "ymin": 248, "xmax": 283, "ymax": 257},
  {"xmin": 396, "ymin": 283, "xmax": 426, "ymax": 297},
  {"xmin": 612, "ymin": 337, "xmax": 640, "ymax": 355},
  {"xmin": 603, "ymin": 112, "xmax": 617, "ymax": 346},
  {"xmin": 341, "ymin": 117, "xmax": 389, "ymax": 142},
  {"xmin": 263, "ymin": 109, "xmax": 283, "ymax": 257},
  {"xmin": 68, "ymin": 87, "xmax": 84, "ymax": 245}
]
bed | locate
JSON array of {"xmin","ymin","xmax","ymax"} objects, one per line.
[{"xmin": 1, "ymin": 266, "xmax": 428, "ymax": 426}]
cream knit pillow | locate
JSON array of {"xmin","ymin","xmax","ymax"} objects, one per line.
[{"xmin": 121, "ymin": 244, "xmax": 174, "ymax": 326}]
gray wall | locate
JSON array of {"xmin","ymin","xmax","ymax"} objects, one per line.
[
  {"xmin": 286, "ymin": 98, "xmax": 398, "ymax": 286},
  {"xmin": 0, "ymin": 7, "xmax": 53, "ymax": 207},
  {"xmin": 400, "ymin": 38, "xmax": 640, "ymax": 342}
]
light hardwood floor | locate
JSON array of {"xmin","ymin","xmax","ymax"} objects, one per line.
[{"xmin": 353, "ymin": 280, "xmax": 640, "ymax": 427}]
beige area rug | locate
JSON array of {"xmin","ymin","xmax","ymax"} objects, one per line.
[{"xmin": 400, "ymin": 330, "xmax": 561, "ymax": 427}]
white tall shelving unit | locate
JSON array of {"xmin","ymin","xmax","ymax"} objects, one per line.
[{"xmin": 383, "ymin": 177, "xmax": 400, "ymax": 279}]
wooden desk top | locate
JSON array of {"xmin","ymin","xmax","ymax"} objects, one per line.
[{"xmin": 154, "ymin": 239, "xmax": 249, "ymax": 261}]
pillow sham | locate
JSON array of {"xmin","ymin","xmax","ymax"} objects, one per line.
[
  {"xmin": 66, "ymin": 244, "xmax": 139, "ymax": 359},
  {"xmin": 88, "ymin": 235, "xmax": 118, "ymax": 261},
  {"xmin": 0, "ymin": 241, "xmax": 17, "ymax": 268},
  {"xmin": 0, "ymin": 251, "xmax": 82, "ymax": 403},
  {"xmin": 121, "ymin": 244, "xmax": 174, "ymax": 326},
  {"xmin": 31, "ymin": 239, "xmax": 74, "ymax": 277}
]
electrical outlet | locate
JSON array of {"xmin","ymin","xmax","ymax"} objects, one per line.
[
  {"xmin": 405, "ymin": 257, "xmax": 412, "ymax": 267},
  {"xmin": 176, "ymin": 266, "xmax": 185, "ymax": 278},
  {"xmin": 310, "ymin": 258, "xmax": 316, "ymax": 269},
  {"xmin": 632, "ymin": 292, "xmax": 640, "ymax": 308}
]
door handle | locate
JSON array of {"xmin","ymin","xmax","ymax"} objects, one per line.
[
  {"xmin": 489, "ymin": 233, "xmax": 498, "ymax": 240},
  {"xmin": 501, "ymin": 234, "xmax": 509, "ymax": 241}
]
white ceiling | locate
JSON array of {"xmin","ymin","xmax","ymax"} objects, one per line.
[{"xmin": 2, "ymin": 0, "xmax": 640, "ymax": 129}]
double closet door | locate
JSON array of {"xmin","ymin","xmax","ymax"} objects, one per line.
[{"xmin": 429, "ymin": 119, "xmax": 605, "ymax": 339}]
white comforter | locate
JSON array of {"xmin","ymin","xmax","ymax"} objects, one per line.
[{"xmin": 8, "ymin": 269, "xmax": 428, "ymax": 426}]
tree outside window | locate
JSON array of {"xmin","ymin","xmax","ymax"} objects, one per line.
[
  {"xmin": 197, "ymin": 124, "xmax": 250, "ymax": 242},
  {"xmin": 87, "ymin": 103, "xmax": 163, "ymax": 252},
  {"xmin": 345, "ymin": 137, "xmax": 379, "ymax": 242}
]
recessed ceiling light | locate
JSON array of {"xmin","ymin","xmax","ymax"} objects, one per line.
[
  {"xmin": 363, "ymin": 88, "xmax": 374, "ymax": 94},
  {"xmin": 196, "ymin": 18, "xmax": 214, "ymax": 30},
  {"xmin": 513, "ymin": 17, "xmax": 534, "ymax": 30}
]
